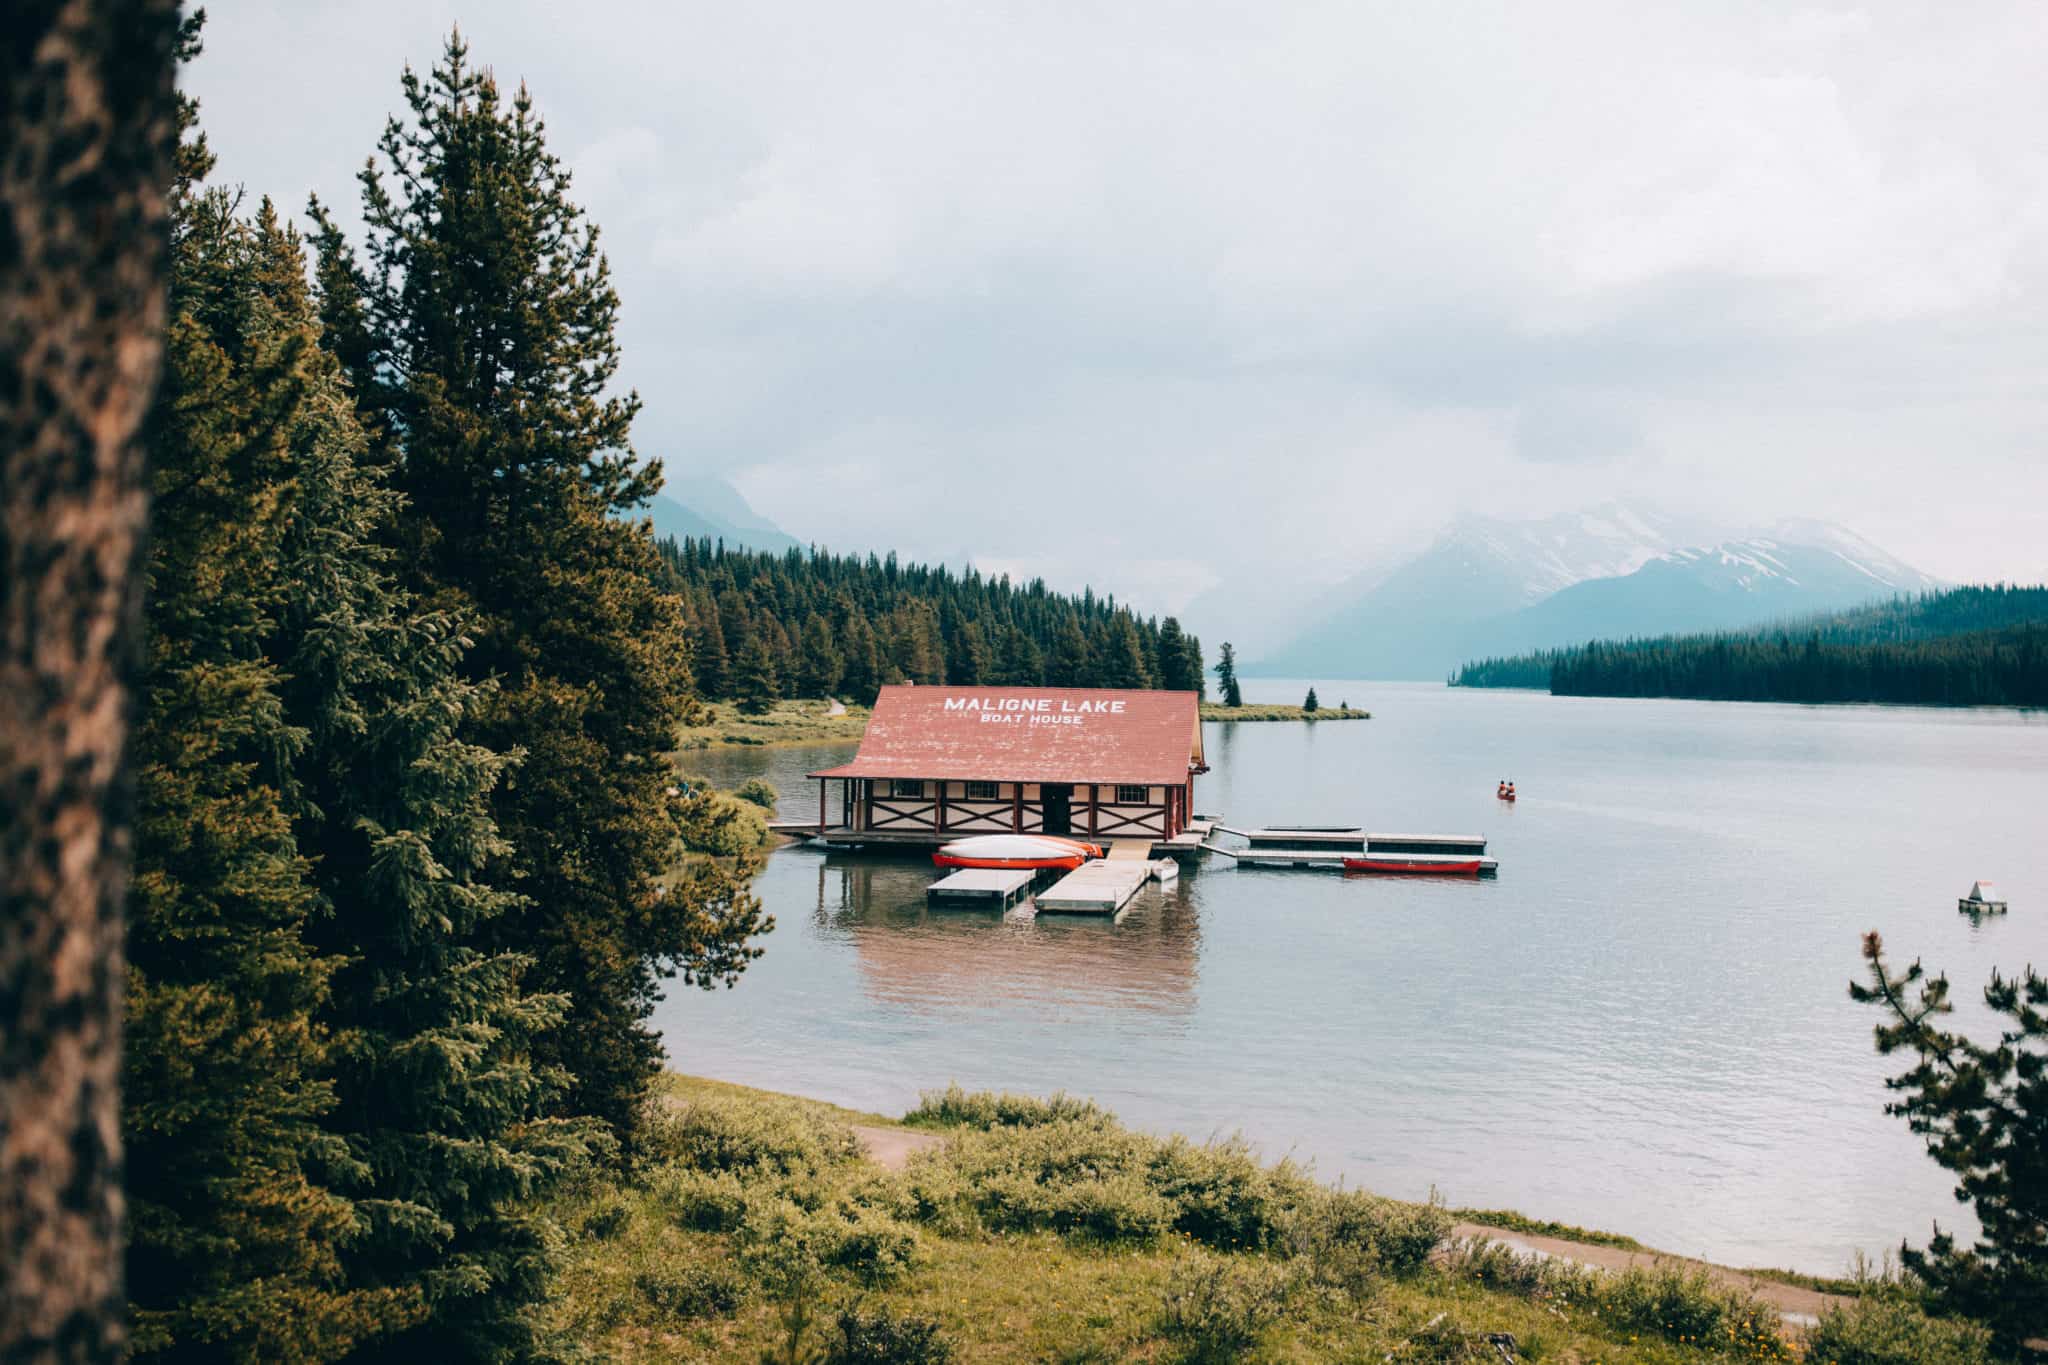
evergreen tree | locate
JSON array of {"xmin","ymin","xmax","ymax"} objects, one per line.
[
  {"xmin": 997, "ymin": 625, "xmax": 1044, "ymax": 686},
  {"xmin": 950, "ymin": 618, "xmax": 992, "ymax": 685},
  {"xmin": 253, "ymin": 204, "xmax": 597, "ymax": 1361},
  {"xmin": 1302, "ymin": 686, "xmax": 1319, "ymax": 713},
  {"xmin": 126, "ymin": 162, "xmax": 380, "ymax": 1360},
  {"xmin": 1156, "ymin": 617, "xmax": 1193, "ymax": 691},
  {"xmin": 796, "ymin": 612, "xmax": 842, "ymax": 698},
  {"xmin": 838, "ymin": 613, "xmax": 883, "ymax": 703},
  {"xmin": 1852, "ymin": 934, "xmax": 2048, "ymax": 1350},
  {"xmin": 1096, "ymin": 612, "xmax": 1154, "ymax": 689},
  {"xmin": 735, "ymin": 635, "xmax": 783, "ymax": 715},
  {"xmin": 1215, "ymin": 642, "xmax": 1243, "ymax": 707},
  {"xmin": 312, "ymin": 31, "xmax": 763, "ymax": 1139},
  {"xmin": 690, "ymin": 598, "xmax": 730, "ymax": 699},
  {"xmin": 1046, "ymin": 614, "xmax": 1092, "ymax": 687}
]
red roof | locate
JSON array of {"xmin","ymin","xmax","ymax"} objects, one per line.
[{"xmin": 810, "ymin": 686, "xmax": 1202, "ymax": 785}]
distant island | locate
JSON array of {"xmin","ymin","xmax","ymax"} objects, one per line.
[
  {"xmin": 1201, "ymin": 701, "xmax": 1369, "ymax": 722},
  {"xmin": 1450, "ymin": 585, "xmax": 2048, "ymax": 707}
]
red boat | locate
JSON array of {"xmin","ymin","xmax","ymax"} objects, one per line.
[
  {"xmin": 1343, "ymin": 856, "xmax": 1483, "ymax": 877},
  {"xmin": 933, "ymin": 834, "xmax": 1103, "ymax": 871}
]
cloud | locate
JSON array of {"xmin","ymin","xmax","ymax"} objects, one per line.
[{"xmin": 189, "ymin": 1, "xmax": 2048, "ymax": 630}]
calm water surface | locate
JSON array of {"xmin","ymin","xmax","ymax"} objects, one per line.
[{"xmin": 655, "ymin": 681, "xmax": 2047, "ymax": 1273}]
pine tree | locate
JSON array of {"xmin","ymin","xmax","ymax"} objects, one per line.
[
  {"xmin": 1215, "ymin": 642, "xmax": 1243, "ymax": 707},
  {"xmin": 126, "ymin": 164, "xmax": 381, "ymax": 1359},
  {"xmin": 311, "ymin": 30, "xmax": 763, "ymax": 1139},
  {"xmin": 1096, "ymin": 612, "xmax": 1153, "ymax": 689},
  {"xmin": 735, "ymin": 635, "xmax": 783, "ymax": 715},
  {"xmin": 1156, "ymin": 617, "xmax": 1193, "ymax": 691},
  {"xmin": 1046, "ymin": 614, "xmax": 1092, "ymax": 687},
  {"xmin": 1852, "ymin": 934, "xmax": 2048, "ymax": 1349},
  {"xmin": 796, "ymin": 612, "xmax": 842, "ymax": 698},
  {"xmin": 1303, "ymin": 686, "xmax": 1319, "ymax": 713},
  {"xmin": 691, "ymin": 597, "xmax": 730, "ymax": 699},
  {"xmin": 838, "ymin": 613, "xmax": 883, "ymax": 703},
  {"xmin": 997, "ymin": 625, "xmax": 1044, "ymax": 686},
  {"xmin": 950, "ymin": 618, "xmax": 992, "ymax": 685},
  {"xmin": 253, "ymin": 203, "xmax": 598, "ymax": 1360}
]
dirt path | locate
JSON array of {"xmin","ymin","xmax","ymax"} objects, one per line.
[
  {"xmin": 852, "ymin": 1123, "xmax": 942, "ymax": 1170},
  {"xmin": 842, "ymin": 1124, "xmax": 1843, "ymax": 1324},
  {"xmin": 1448, "ymin": 1222, "xmax": 1847, "ymax": 1323}
]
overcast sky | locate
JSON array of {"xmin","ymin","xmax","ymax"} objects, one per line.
[{"xmin": 189, "ymin": 2, "xmax": 2048, "ymax": 617}]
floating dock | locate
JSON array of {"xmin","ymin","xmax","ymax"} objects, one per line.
[
  {"xmin": 1034, "ymin": 843, "xmax": 1171, "ymax": 914},
  {"xmin": 926, "ymin": 868, "xmax": 1037, "ymax": 908},
  {"xmin": 1212, "ymin": 826, "xmax": 1497, "ymax": 876}
]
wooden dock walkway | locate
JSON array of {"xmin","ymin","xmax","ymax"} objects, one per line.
[
  {"xmin": 926, "ymin": 868, "xmax": 1036, "ymax": 908},
  {"xmin": 1037, "ymin": 856, "xmax": 1152, "ymax": 914}
]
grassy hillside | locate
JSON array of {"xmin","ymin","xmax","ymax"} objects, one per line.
[{"xmin": 535, "ymin": 1077, "xmax": 1989, "ymax": 1363}]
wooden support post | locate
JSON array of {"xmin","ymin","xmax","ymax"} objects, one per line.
[
  {"xmin": 1089, "ymin": 783, "xmax": 1099, "ymax": 837},
  {"xmin": 1012, "ymin": 785, "xmax": 1022, "ymax": 832},
  {"xmin": 936, "ymin": 780, "xmax": 948, "ymax": 833},
  {"xmin": 818, "ymin": 779, "xmax": 826, "ymax": 835}
]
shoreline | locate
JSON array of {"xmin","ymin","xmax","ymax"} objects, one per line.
[{"xmin": 661, "ymin": 1071, "xmax": 1854, "ymax": 1324}]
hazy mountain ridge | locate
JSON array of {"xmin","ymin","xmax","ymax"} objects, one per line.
[
  {"xmin": 1247, "ymin": 504, "xmax": 1939, "ymax": 680},
  {"xmin": 630, "ymin": 475, "xmax": 806, "ymax": 555}
]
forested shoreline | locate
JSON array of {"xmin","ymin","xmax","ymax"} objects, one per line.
[
  {"xmin": 1450, "ymin": 586, "xmax": 2048, "ymax": 706},
  {"xmin": 653, "ymin": 536, "xmax": 1207, "ymax": 712}
]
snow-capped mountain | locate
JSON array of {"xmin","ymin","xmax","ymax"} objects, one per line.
[{"xmin": 1246, "ymin": 505, "xmax": 1938, "ymax": 680}]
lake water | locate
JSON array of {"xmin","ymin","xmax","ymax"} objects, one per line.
[{"xmin": 654, "ymin": 681, "xmax": 2048, "ymax": 1274}]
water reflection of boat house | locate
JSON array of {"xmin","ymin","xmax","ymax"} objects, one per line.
[{"xmin": 795, "ymin": 685, "xmax": 1207, "ymax": 852}]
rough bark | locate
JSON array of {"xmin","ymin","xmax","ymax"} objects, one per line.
[{"xmin": 1, "ymin": 3, "xmax": 180, "ymax": 1360}]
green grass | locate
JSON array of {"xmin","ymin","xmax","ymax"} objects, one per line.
[
  {"xmin": 1201, "ymin": 703, "xmax": 1370, "ymax": 722},
  {"xmin": 533, "ymin": 1077, "xmax": 1958, "ymax": 1363},
  {"xmin": 675, "ymin": 698, "xmax": 872, "ymax": 749}
]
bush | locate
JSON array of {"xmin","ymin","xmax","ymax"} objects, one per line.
[
  {"xmin": 642, "ymin": 1093, "xmax": 861, "ymax": 1178},
  {"xmin": 1591, "ymin": 1265, "xmax": 1788, "ymax": 1360},
  {"xmin": 1157, "ymin": 1251, "xmax": 1294, "ymax": 1364},
  {"xmin": 580, "ymin": 1197, "xmax": 632, "ymax": 1241},
  {"xmin": 1288, "ymin": 1188, "xmax": 1452, "ymax": 1284},
  {"xmin": 1146, "ymin": 1136, "xmax": 1312, "ymax": 1252},
  {"xmin": 735, "ymin": 777, "xmax": 780, "ymax": 809},
  {"xmin": 826, "ymin": 1305, "xmax": 954, "ymax": 1365},
  {"xmin": 632, "ymin": 1262, "xmax": 746, "ymax": 1319},
  {"xmin": 829, "ymin": 1206, "xmax": 923, "ymax": 1285},
  {"xmin": 904, "ymin": 1085, "xmax": 1109, "ymax": 1131},
  {"xmin": 1805, "ymin": 1296, "xmax": 1995, "ymax": 1365},
  {"xmin": 654, "ymin": 1168, "xmax": 752, "ymax": 1232}
]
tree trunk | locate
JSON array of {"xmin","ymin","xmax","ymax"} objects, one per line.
[{"xmin": 1, "ymin": 4, "xmax": 179, "ymax": 1360}]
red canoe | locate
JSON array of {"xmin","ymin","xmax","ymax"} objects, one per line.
[{"xmin": 1343, "ymin": 857, "xmax": 1483, "ymax": 876}]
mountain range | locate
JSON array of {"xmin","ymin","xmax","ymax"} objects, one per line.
[
  {"xmin": 628, "ymin": 474, "xmax": 805, "ymax": 556},
  {"xmin": 1246, "ymin": 503, "xmax": 1943, "ymax": 680}
]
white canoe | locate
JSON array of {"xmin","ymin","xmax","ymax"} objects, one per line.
[{"xmin": 933, "ymin": 834, "xmax": 1103, "ymax": 870}]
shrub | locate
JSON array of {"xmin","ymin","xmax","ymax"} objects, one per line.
[
  {"xmin": 1290, "ymin": 1188, "xmax": 1452, "ymax": 1282},
  {"xmin": 1804, "ymin": 1296, "xmax": 1995, "ymax": 1365},
  {"xmin": 1156, "ymin": 1251, "xmax": 1295, "ymax": 1364},
  {"xmin": 826, "ymin": 1305, "xmax": 954, "ymax": 1365},
  {"xmin": 580, "ymin": 1197, "xmax": 633, "ymax": 1241},
  {"xmin": 904, "ymin": 1085, "xmax": 1109, "ymax": 1131},
  {"xmin": 642, "ymin": 1094, "xmax": 861, "ymax": 1178},
  {"xmin": 735, "ymin": 777, "xmax": 780, "ymax": 809},
  {"xmin": 1592, "ymin": 1265, "xmax": 1789, "ymax": 1361},
  {"xmin": 1040, "ymin": 1172, "xmax": 1176, "ymax": 1243},
  {"xmin": 632, "ymin": 1262, "xmax": 746, "ymax": 1319},
  {"xmin": 1146, "ymin": 1136, "xmax": 1312, "ymax": 1252},
  {"xmin": 654, "ymin": 1168, "xmax": 752, "ymax": 1232},
  {"xmin": 829, "ymin": 1206, "xmax": 923, "ymax": 1285}
]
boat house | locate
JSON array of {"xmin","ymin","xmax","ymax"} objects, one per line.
[{"xmin": 802, "ymin": 685, "xmax": 1206, "ymax": 847}]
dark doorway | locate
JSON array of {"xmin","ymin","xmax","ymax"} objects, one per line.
[{"xmin": 1041, "ymin": 783, "xmax": 1073, "ymax": 836}]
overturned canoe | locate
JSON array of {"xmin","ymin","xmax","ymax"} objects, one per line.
[
  {"xmin": 933, "ymin": 834, "xmax": 1103, "ymax": 871},
  {"xmin": 1343, "ymin": 856, "xmax": 1482, "ymax": 877}
]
